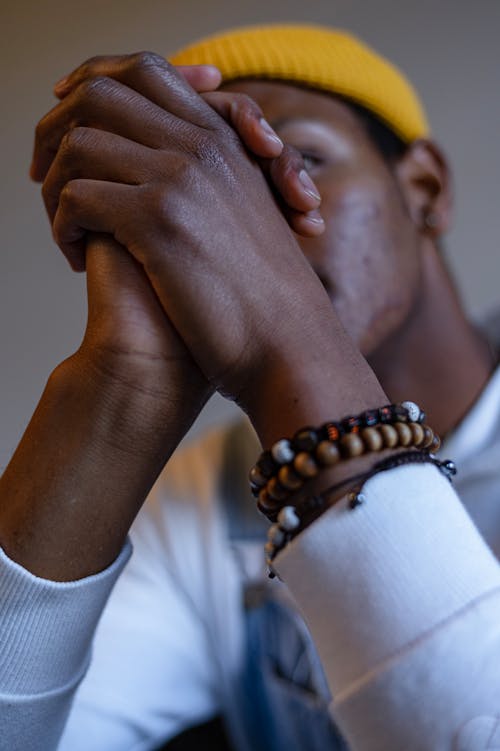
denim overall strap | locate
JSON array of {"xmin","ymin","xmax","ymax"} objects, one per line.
[{"xmin": 234, "ymin": 587, "xmax": 349, "ymax": 751}]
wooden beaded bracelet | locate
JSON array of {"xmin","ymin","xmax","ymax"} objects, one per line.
[{"xmin": 249, "ymin": 401, "xmax": 441, "ymax": 520}]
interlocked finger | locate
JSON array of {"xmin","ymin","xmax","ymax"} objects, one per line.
[
  {"xmin": 32, "ymin": 76, "xmax": 198, "ymax": 182},
  {"xmin": 269, "ymin": 144, "xmax": 322, "ymax": 213},
  {"xmin": 52, "ymin": 179, "xmax": 138, "ymax": 272},
  {"xmin": 42, "ymin": 126, "xmax": 159, "ymax": 222},
  {"xmin": 202, "ymin": 91, "xmax": 283, "ymax": 158},
  {"xmin": 51, "ymin": 51, "xmax": 223, "ymax": 130},
  {"xmin": 202, "ymin": 93, "xmax": 324, "ymax": 234}
]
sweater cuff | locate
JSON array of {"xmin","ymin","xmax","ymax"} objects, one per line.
[
  {"xmin": 274, "ymin": 464, "xmax": 500, "ymax": 698},
  {"xmin": 0, "ymin": 540, "xmax": 132, "ymax": 695}
]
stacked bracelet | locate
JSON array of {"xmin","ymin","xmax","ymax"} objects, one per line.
[
  {"xmin": 264, "ymin": 451, "xmax": 457, "ymax": 578},
  {"xmin": 250, "ymin": 401, "xmax": 440, "ymax": 520}
]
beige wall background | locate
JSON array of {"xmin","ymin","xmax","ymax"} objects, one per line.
[{"xmin": 1, "ymin": 0, "xmax": 499, "ymax": 471}]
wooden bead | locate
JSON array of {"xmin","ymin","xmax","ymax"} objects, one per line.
[
  {"xmin": 264, "ymin": 541, "xmax": 275, "ymax": 556},
  {"xmin": 315, "ymin": 440, "xmax": 340, "ymax": 466},
  {"xmin": 379, "ymin": 424, "xmax": 399, "ymax": 448},
  {"xmin": 292, "ymin": 428, "xmax": 318, "ymax": 452},
  {"xmin": 259, "ymin": 507, "xmax": 278, "ymax": 523},
  {"xmin": 267, "ymin": 477, "xmax": 288, "ymax": 502},
  {"xmin": 340, "ymin": 432, "xmax": 365, "ymax": 457},
  {"xmin": 257, "ymin": 488, "xmax": 276, "ymax": 513},
  {"xmin": 409, "ymin": 422, "xmax": 424, "ymax": 446},
  {"xmin": 420, "ymin": 425, "xmax": 435, "ymax": 449},
  {"xmin": 278, "ymin": 465, "xmax": 303, "ymax": 491},
  {"xmin": 257, "ymin": 451, "xmax": 276, "ymax": 478},
  {"xmin": 293, "ymin": 452, "xmax": 319, "ymax": 478},
  {"xmin": 429, "ymin": 434, "xmax": 441, "ymax": 453},
  {"xmin": 394, "ymin": 421, "xmax": 413, "ymax": 447},
  {"xmin": 249, "ymin": 465, "xmax": 267, "ymax": 488},
  {"xmin": 360, "ymin": 426, "xmax": 383, "ymax": 452}
]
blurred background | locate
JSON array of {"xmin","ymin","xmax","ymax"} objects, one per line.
[{"xmin": 1, "ymin": 0, "xmax": 499, "ymax": 471}]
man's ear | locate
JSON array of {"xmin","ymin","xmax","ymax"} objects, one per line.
[{"xmin": 394, "ymin": 139, "xmax": 453, "ymax": 236}]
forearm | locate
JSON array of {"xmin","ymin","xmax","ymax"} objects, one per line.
[
  {"xmin": 241, "ymin": 318, "xmax": 391, "ymax": 510},
  {"xmin": 0, "ymin": 352, "xmax": 209, "ymax": 581},
  {"xmin": 245, "ymin": 338, "xmax": 386, "ymax": 446},
  {"xmin": 276, "ymin": 465, "xmax": 500, "ymax": 750}
]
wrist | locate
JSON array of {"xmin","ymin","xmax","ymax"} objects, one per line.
[
  {"xmin": 0, "ymin": 351, "xmax": 210, "ymax": 581},
  {"xmin": 66, "ymin": 345, "xmax": 212, "ymax": 451},
  {"xmin": 77, "ymin": 334, "xmax": 210, "ymax": 405},
  {"xmin": 238, "ymin": 334, "xmax": 387, "ymax": 448}
]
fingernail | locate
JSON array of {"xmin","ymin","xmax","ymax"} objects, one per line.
[
  {"xmin": 204, "ymin": 64, "xmax": 222, "ymax": 79},
  {"xmin": 304, "ymin": 209, "xmax": 324, "ymax": 225},
  {"xmin": 299, "ymin": 169, "xmax": 321, "ymax": 201},
  {"xmin": 259, "ymin": 118, "xmax": 283, "ymax": 148}
]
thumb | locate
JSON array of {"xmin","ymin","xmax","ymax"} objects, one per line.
[
  {"xmin": 173, "ymin": 64, "xmax": 222, "ymax": 92},
  {"xmin": 84, "ymin": 233, "xmax": 171, "ymax": 339}
]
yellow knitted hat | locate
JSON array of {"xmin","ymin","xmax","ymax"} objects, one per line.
[{"xmin": 170, "ymin": 24, "xmax": 429, "ymax": 143}]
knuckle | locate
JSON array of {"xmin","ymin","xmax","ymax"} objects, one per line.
[
  {"xmin": 60, "ymin": 126, "xmax": 91, "ymax": 155},
  {"xmin": 146, "ymin": 158, "xmax": 198, "ymax": 225},
  {"xmin": 148, "ymin": 181, "xmax": 169, "ymax": 210},
  {"xmin": 60, "ymin": 180, "xmax": 81, "ymax": 209},
  {"xmin": 128, "ymin": 50, "xmax": 166, "ymax": 73},
  {"xmin": 41, "ymin": 177, "xmax": 55, "ymax": 204},
  {"xmin": 145, "ymin": 183, "xmax": 174, "ymax": 230},
  {"xmin": 52, "ymin": 219, "xmax": 68, "ymax": 248},
  {"xmin": 282, "ymin": 142, "xmax": 302, "ymax": 165},
  {"xmin": 234, "ymin": 92, "xmax": 261, "ymax": 116},
  {"xmin": 276, "ymin": 144, "xmax": 302, "ymax": 178},
  {"xmin": 80, "ymin": 55, "xmax": 106, "ymax": 73},
  {"xmin": 192, "ymin": 133, "xmax": 228, "ymax": 169},
  {"xmin": 40, "ymin": 181, "xmax": 50, "ymax": 205},
  {"xmin": 34, "ymin": 118, "xmax": 47, "ymax": 142},
  {"xmin": 79, "ymin": 75, "xmax": 112, "ymax": 100}
]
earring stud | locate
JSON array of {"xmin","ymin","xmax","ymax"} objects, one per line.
[{"xmin": 424, "ymin": 211, "xmax": 439, "ymax": 230}]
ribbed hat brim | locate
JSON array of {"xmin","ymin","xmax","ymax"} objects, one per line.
[{"xmin": 170, "ymin": 24, "xmax": 429, "ymax": 143}]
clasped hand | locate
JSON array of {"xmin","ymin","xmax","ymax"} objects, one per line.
[{"xmin": 32, "ymin": 52, "xmax": 338, "ymax": 415}]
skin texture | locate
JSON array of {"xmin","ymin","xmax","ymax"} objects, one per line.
[
  {"xmin": 28, "ymin": 54, "xmax": 378, "ymax": 417},
  {"xmin": 0, "ymin": 56, "xmax": 494, "ymax": 580},
  {"xmin": 223, "ymin": 80, "xmax": 494, "ymax": 436},
  {"xmin": 221, "ymin": 81, "xmax": 423, "ymax": 355}
]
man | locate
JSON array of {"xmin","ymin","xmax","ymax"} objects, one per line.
[{"xmin": 1, "ymin": 24, "xmax": 500, "ymax": 751}]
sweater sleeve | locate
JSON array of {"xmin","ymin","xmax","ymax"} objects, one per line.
[
  {"xmin": 274, "ymin": 464, "xmax": 500, "ymax": 751},
  {"xmin": 0, "ymin": 541, "xmax": 132, "ymax": 751},
  {"xmin": 0, "ymin": 427, "xmax": 245, "ymax": 751}
]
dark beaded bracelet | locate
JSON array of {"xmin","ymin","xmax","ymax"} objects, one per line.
[
  {"xmin": 346, "ymin": 450, "xmax": 457, "ymax": 508},
  {"xmin": 264, "ymin": 451, "xmax": 457, "ymax": 577}
]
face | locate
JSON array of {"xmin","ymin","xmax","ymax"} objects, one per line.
[{"xmin": 222, "ymin": 80, "xmax": 424, "ymax": 356}]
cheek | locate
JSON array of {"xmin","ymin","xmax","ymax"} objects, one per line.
[{"xmin": 317, "ymin": 179, "xmax": 420, "ymax": 351}]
